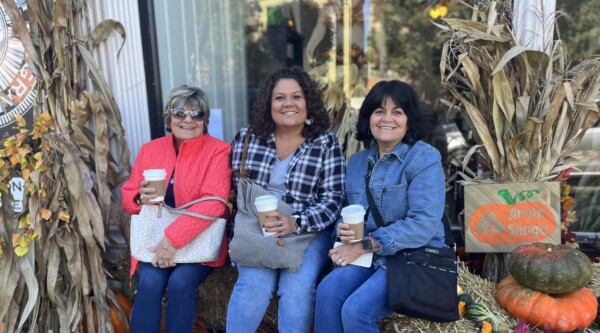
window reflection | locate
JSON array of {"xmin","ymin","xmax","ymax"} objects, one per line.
[{"xmin": 556, "ymin": 0, "xmax": 600, "ymax": 232}]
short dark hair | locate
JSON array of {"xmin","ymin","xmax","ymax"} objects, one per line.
[
  {"xmin": 356, "ymin": 80, "xmax": 427, "ymax": 146},
  {"xmin": 163, "ymin": 85, "xmax": 210, "ymax": 133},
  {"xmin": 249, "ymin": 67, "xmax": 330, "ymax": 139}
]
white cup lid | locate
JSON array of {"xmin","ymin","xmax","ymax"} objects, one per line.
[
  {"xmin": 143, "ymin": 169, "xmax": 167, "ymax": 179},
  {"xmin": 341, "ymin": 204, "xmax": 365, "ymax": 224},
  {"xmin": 255, "ymin": 195, "xmax": 278, "ymax": 211}
]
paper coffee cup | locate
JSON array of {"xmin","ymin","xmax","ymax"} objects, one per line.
[
  {"xmin": 143, "ymin": 169, "xmax": 167, "ymax": 202},
  {"xmin": 341, "ymin": 204, "xmax": 366, "ymax": 242},
  {"xmin": 255, "ymin": 195, "xmax": 278, "ymax": 236}
]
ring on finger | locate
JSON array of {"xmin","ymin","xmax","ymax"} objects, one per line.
[{"xmin": 279, "ymin": 221, "xmax": 284, "ymax": 227}]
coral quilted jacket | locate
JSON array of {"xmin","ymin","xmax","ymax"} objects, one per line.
[{"xmin": 122, "ymin": 133, "xmax": 232, "ymax": 272}]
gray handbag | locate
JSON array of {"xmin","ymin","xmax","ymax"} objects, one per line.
[{"xmin": 228, "ymin": 131, "xmax": 316, "ymax": 271}]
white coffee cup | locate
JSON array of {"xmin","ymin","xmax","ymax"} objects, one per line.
[
  {"xmin": 340, "ymin": 204, "xmax": 366, "ymax": 242},
  {"xmin": 143, "ymin": 169, "xmax": 167, "ymax": 202},
  {"xmin": 255, "ymin": 195, "xmax": 279, "ymax": 237}
]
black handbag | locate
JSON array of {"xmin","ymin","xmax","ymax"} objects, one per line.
[{"xmin": 365, "ymin": 162, "xmax": 460, "ymax": 322}]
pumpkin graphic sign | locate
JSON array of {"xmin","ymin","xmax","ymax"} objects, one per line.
[{"xmin": 464, "ymin": 182, "xmax": 560, "ymax": 252}]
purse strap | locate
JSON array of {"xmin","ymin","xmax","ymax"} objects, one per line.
[
  {"xmin": 167, "ymin": 196, "xmax": 228, "ymax": 221},
  {"xmin": 239, "ymin": 129, "xmax": 251, "ymax": 179},
  {"xmin": 364, "ymin": 160, "xmax": 455, "ymax": 246},
  {"xmin": 365, "ymin": 161, "xmax": 385, "ymax": 228}
]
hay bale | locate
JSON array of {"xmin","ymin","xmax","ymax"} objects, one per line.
[
  {"xmin": 197, "ymin": 262, "xmax": 600, "ymax": 332},
  {"xmin": 382, "ymin": 262, "xmax": 600, "ymax": 333},
  {"xmin": 380, "ymin": 263, "xmax": 516, "ymax": 332},
  {"xmin": 589, "ymin": 262, "xmax": 600, "ymax": 295}
]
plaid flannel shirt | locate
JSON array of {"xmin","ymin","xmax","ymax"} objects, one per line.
[{"xmin": 231, "ymin": 127, "xmax": 345, "ymax": 233}]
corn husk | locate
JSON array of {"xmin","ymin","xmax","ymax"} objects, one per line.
[
  {"xmin": 0, "ymin": 0, "xmax": 131, "ymax": 332},
  {"xmin": 309, "ymin": 62, "xmax": 365, "ymax": 160},
  {"xmin": 438, "ymin": 0, "xmax": 600, "ymax": 284},
  {"xmin": 439, "ymin": 2, "xmax": 600, "ymax": 183}
]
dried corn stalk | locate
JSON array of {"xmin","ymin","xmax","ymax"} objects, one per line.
[
  {"xmin": 0, "ymin": 0, "xmax": 131, "ymax": 332},
  {"xmin": 310, "ymin": 62, "xmax": 365, "ymax": 159},
  {"xmin": 438, "ymin": 1, "xmax": 600, "ymax": 183}
]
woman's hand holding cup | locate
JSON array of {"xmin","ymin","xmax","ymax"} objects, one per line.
[
  {"xmin": 339, "ymin": 205, "xmax": 366, "ymax": 243},
  {"xmin": 139, "ymin": 169, "xmax": 167, "ymax": 205},
  {"xmin": 337, "ymin": 222, "xmax": 359, "ymax": 243},
  {"xmin": 262, "ymin": 211, "xmax": 296, "ymax": 237},
  {"xmin": 138, "ymin": 179, "xmax": 157, "ymax": 205}
]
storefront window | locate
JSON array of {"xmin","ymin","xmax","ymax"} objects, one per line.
[
  {"xmin": 151, "ymin": 1, "xmax": 599, "ymax": 231},
  {"xmin": 556, "ymin": 0, "xmax": 600, "ymax": 232},
  {"xmin": 153, "ymin": 0, "xmax": 249, "ymax": 141},
  {"xmin": 243, "ymin": 0, "xmax": 470, "ymax": 155}
]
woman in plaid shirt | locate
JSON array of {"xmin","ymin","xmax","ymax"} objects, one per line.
[{"xmin": 226, "ymin": 67, "xmax": 346, "ymax": 333}]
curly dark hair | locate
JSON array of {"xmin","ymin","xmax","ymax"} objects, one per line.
[
  {"xmin": 249, "ymin": 67, "xmax": 330, "ymax": 139},
  {"xmin": 356, "ymin": 80, "xmax": 428, "ymax": 146}
]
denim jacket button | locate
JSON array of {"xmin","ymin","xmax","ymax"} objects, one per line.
[{"xmin": 277, "ymin": 239, "xmax": 286, "ymax": 246}]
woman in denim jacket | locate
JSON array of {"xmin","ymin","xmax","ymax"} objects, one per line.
[{"xmin": 315, "ymin": 80, "xmax": 446, "ymax": 332}]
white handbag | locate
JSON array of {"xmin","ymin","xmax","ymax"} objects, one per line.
[{"xmin": 130, "ymin": 196, "xmax": 228, "ymax": 263}]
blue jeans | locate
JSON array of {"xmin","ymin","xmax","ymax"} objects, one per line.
[
  {"xmin": 315, "ymin": 264, "xmax": 393, "ymax": 333},
  {"xmin": 130, "ymin": 262, "xmax": 213, "ymax": 333},
  {"xmin": 226, "ymin": 231, "xmax": 332, "ymax": 333}
]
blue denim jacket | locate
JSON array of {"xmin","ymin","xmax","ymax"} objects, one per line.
[{"xmin": 344, "ymin": 141, "xmax": 446, "ymax": 267}]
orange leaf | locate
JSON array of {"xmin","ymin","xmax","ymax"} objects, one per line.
[
  {"xmin": 10, "ymin": 154, "xmax": 19, "ymax": 166},
  {"xmin": 40, "ymin": 208, "xmax": 52, "ymax": 220},
  {"xmin": 18, "ymin": 146, "xmax": 32, "ymax": 156},
  {"xmin": 12, "ymin": 233, "xmax": 19, "ymax": 246},
  {"xmin": 22, "ymin": 168, "xmax": 30, "ymax": 181},
  {"xmin": 562, "ymin": 196, "xmax": 574, "ymax": 211}
]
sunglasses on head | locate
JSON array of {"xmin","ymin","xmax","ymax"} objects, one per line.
[{"xmin": 170, "ymin": 108, "xmax": 205, "ymax": 121}]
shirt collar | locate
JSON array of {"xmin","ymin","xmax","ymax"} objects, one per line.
[
  {"xmin": 368, "ymin": 141, "xmax": 410, "ymax": 164},
  {"xmin": 169, "ymin": 133, "xmax": 207, "ymax": 149}
]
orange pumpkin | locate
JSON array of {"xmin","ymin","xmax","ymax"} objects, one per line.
[
  {"xmin": 496, "ymin": 275, "xmax": 597, "ymax": 333},
  {"xmin": 83, "ymin": 292, "xmax": 132, "ymax": 333}
]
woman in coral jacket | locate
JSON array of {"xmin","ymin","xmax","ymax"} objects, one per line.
[{"xmin": 121, "ymin": 85, "xmax": 232, "ymax": 333}]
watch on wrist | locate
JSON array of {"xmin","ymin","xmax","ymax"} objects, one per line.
[
  {"xmin": 362, "ymin": 236, "xmax": 373, "ymax": 252},
  {"xmin": 291, "ymin": 215, "xmax": 301, "ymax": 233}
]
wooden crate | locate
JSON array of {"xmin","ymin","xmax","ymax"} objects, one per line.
[{"xmin": 464, "ymin": 182, "xmax": 560, "ymax": 253}]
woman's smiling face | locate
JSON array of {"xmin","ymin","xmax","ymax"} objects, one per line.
[
  {"xmin": 270, "ymin": 79, "xmax": 307, "ymax": 132},
  {"xmin": 370, "ymin": 96, "xmax": 408, "ymax": 153},
  {"xmin": 170, "ymin": 104, "xmax": 204, "ymax": 147}
]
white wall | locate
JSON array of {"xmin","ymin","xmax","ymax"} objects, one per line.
[{"xmin": 89, "ymin": 0, "xmax": 151, "ymax": 163}]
